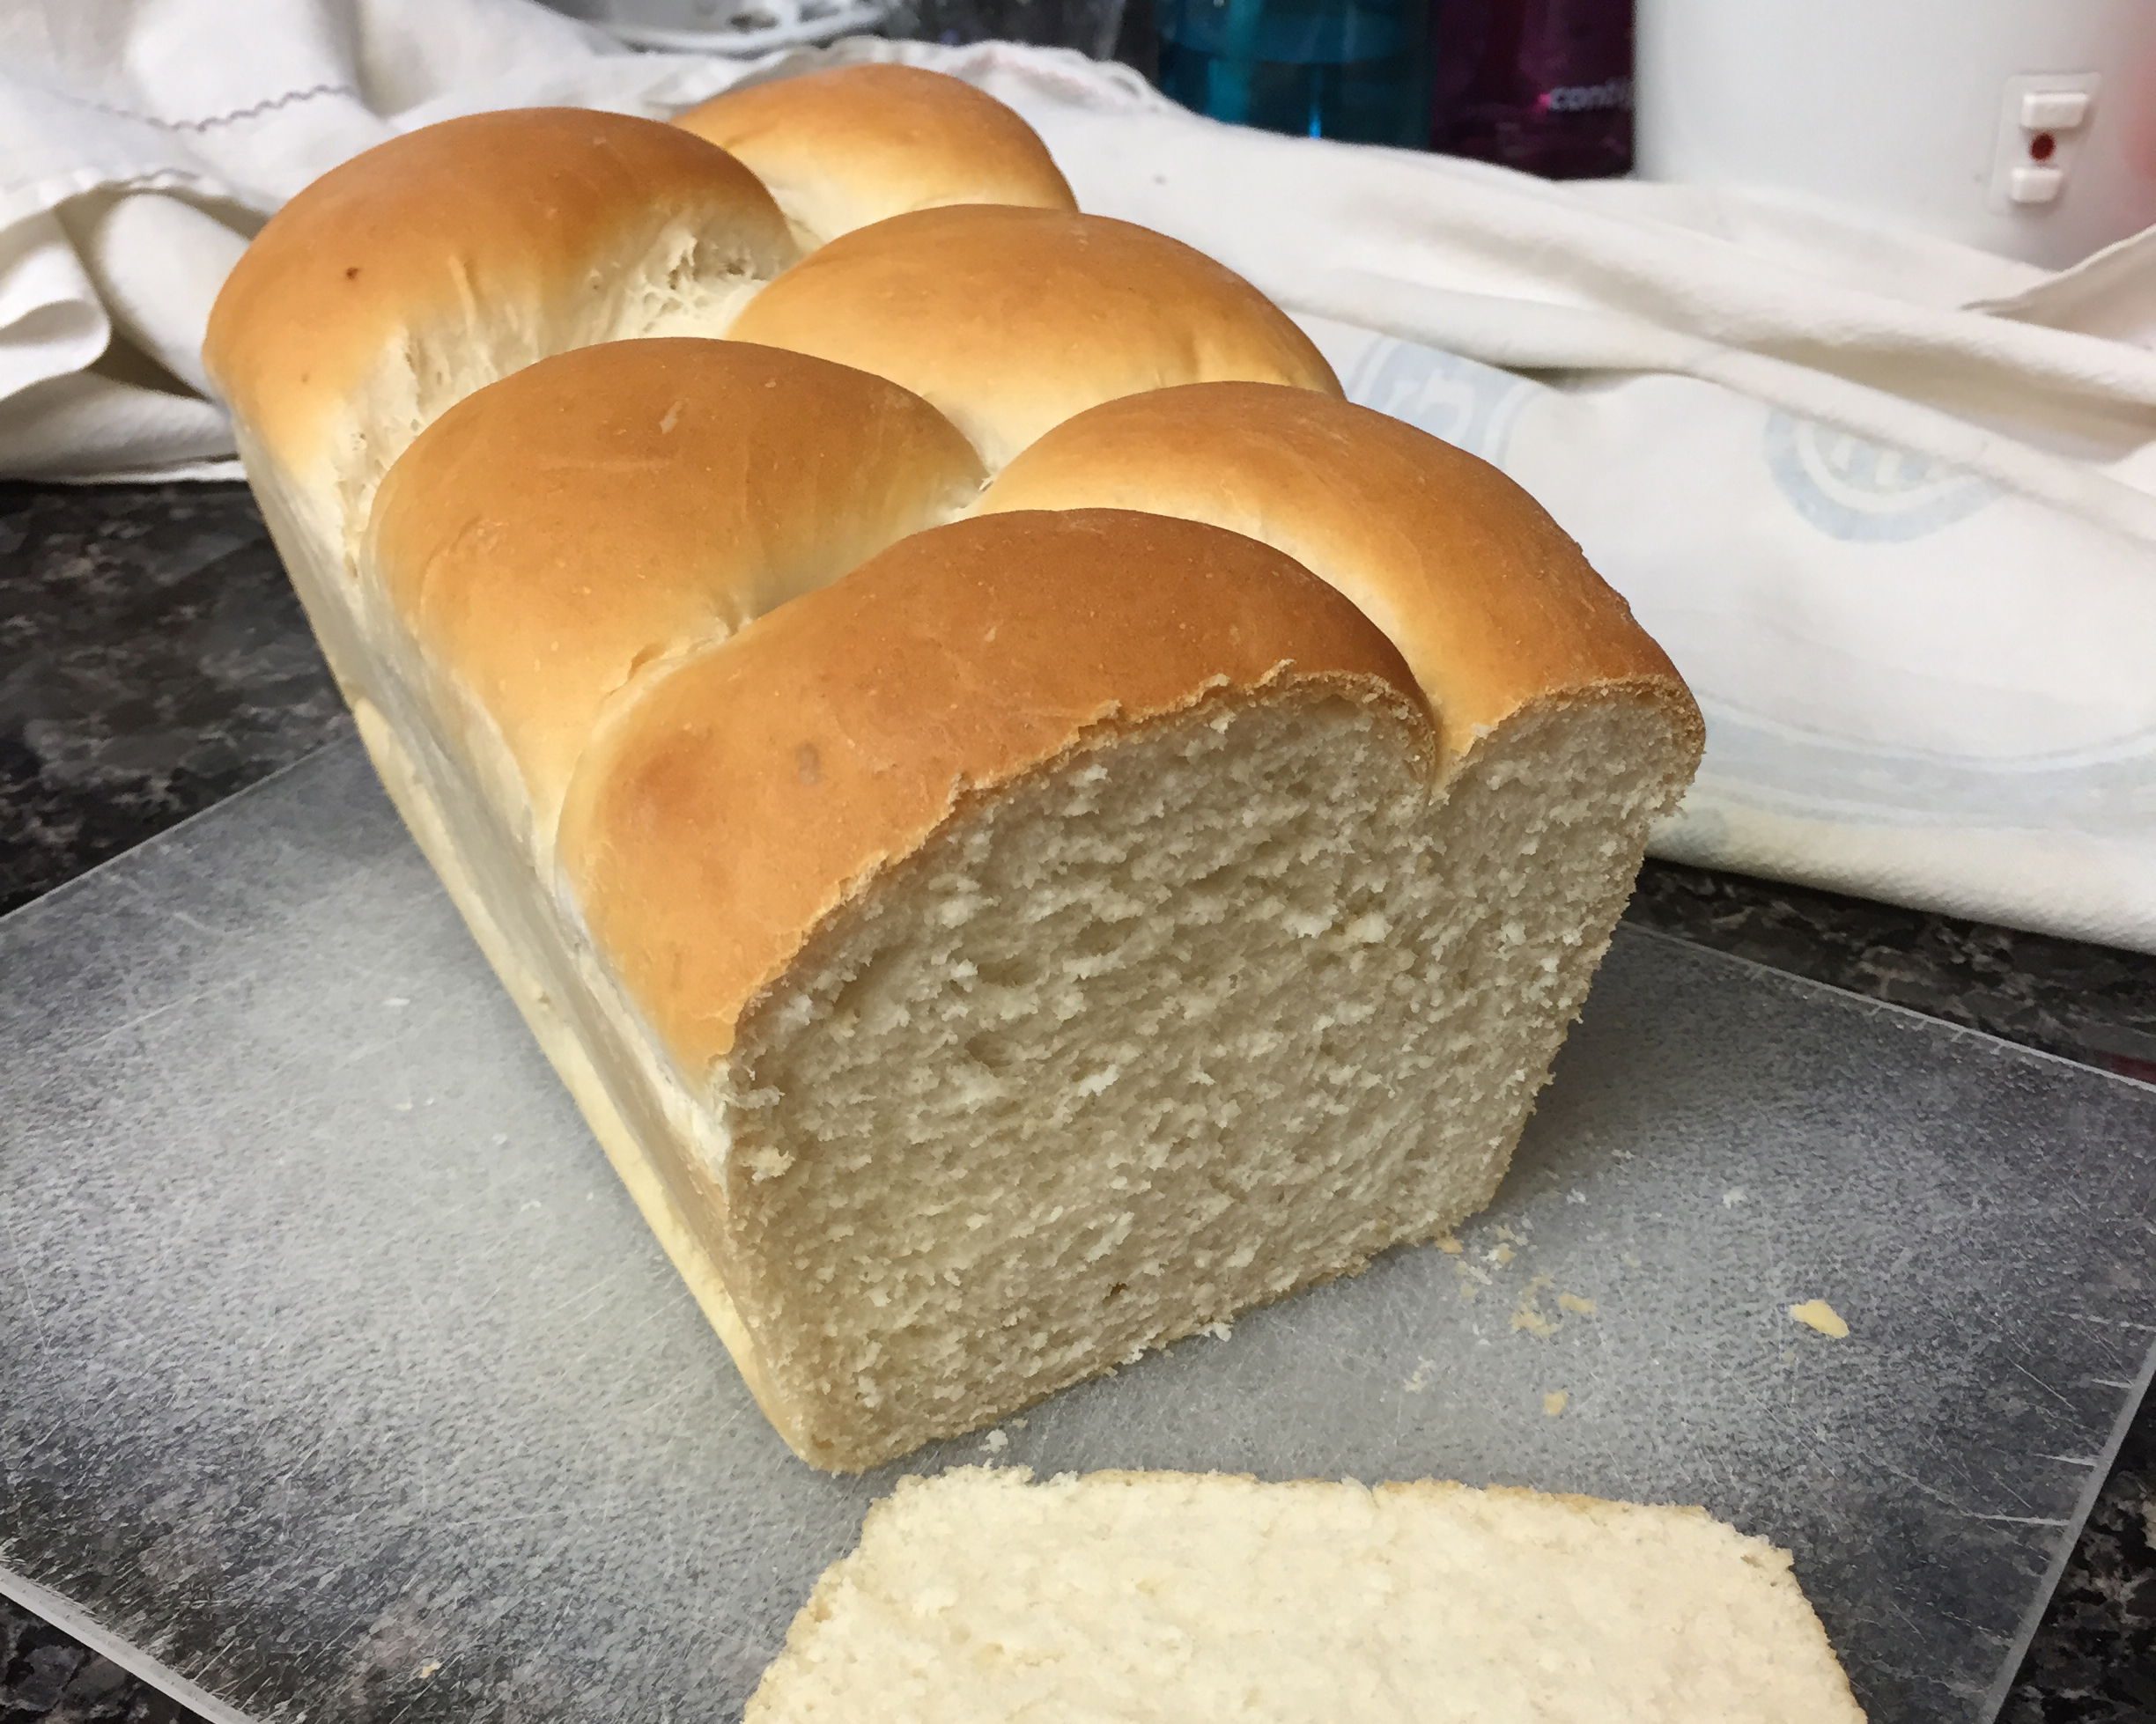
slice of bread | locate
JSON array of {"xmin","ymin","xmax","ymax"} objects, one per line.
[{"xmin": 749, "ymin": 1469, "xmax": 1867, "ymax": 1723}]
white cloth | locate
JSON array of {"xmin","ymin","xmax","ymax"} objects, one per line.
[
  {"xmin": 0, "ymin": 0, "xmax": 750, "ymax": 476},
  {"xmin": 4, "ymin": 3, "xmax": 2153, "ymax": 953}
]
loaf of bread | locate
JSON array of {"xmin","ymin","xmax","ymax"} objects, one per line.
[
  {"xmin": 748, "ymin": 1468, "xmax": 1866, "ymax": 1721},
  {"xmin": 203, "ymin": 66, "xmax": 1703, "ymax": 1470}
]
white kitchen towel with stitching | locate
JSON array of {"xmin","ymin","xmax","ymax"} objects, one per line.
[
  {"xmin": 2, "ymin": 2, "xmax": 2152, "ymax": 951},
  {"xmin": 0, "ymin": 0, "xmax": 746, "ymax": 479}
]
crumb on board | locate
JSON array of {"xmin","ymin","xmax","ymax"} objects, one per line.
[
  {"xmin": 1557, "ymin": 1293, "xmax": 1596, "ymax": 1315},
  {"xmin": 1543, "ymin": 1390, "xmax": 1569, "ymax": 1417},
  {"xmin": 1200, "ymin": 1319, "xmax": 1233, "ymax": 1341},
  {"xmin": 1436, "ymin": 1234, "xmax": 1464, "ymax": 1256},
  {"xmin": 1510, "ymin": 1275, "xmax": 1559, "ymax": 1337},
  {"xmin": 1789, "ymin": 1300, "xmax": 1850, "ymax": 1338}
]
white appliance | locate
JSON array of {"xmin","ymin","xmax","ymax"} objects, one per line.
[{"xmin": 1635, "ymin": 0, "xmax": 2156, "ymax": 268}]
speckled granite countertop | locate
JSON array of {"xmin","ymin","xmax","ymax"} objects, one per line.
[
  {"xmin": 2, "ymin": 477, "xmax": 2152, "ymax": 1720},
  {"xmin": 0, "ymin": 483, "xmax": 345, "ymax": 918}
]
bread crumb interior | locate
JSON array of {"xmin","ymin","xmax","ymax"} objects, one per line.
[
  {"xmin": 720, "ymin": 690, "xmax": 1679, "ymax": 1467},
  {"xmin": 746, "ymin": 1468, "xmax": 1864, "ymax": 1723}
]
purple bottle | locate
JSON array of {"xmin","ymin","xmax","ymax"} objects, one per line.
[{"xmin": 1429, "ymin": 0, "xmax": 1632, "ymax": 179}]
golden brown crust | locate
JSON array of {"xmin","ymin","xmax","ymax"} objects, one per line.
[
  {"xmin": 557, "ymin": 508, "xmax": 1429, "ymax": 1073},
  {"xmin": 977, "ymin": 382, "xmax": 1704, "ymax": 770},
  {"xmin": 726, "ymin": 207, "xmax": 1342, "ymax": 469},
  {"xmin": 203, "ymin": 109, "xmax": 793, "ymax": 476},
  {"xmin": 673, "ymin": 65, "xmax": 1076, "ymax": 244},
  {"xmin": 367, "ymin": 337, "xmax": 985, "ymax": 835}
]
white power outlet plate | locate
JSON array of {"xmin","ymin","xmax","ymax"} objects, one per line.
[{"xmin": 1989, "ymin": 70, "xmax": 2102, "ymax": 214}]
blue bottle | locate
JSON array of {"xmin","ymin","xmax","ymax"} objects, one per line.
[{"xmin": 1155, "ymin": 0, "xmax": 1431, "ymax": 147}]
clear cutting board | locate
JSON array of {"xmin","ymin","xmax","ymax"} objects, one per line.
[{"xmin": 2, "ymin": 738, "xmax": 2152, "ymax": 1724}]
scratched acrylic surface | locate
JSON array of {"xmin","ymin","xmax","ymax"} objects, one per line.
[{"xmin": 2, "ymin": 740, "xmax": 2152, "ymax": 1724}]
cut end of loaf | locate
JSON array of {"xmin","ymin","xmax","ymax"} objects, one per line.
[
  {"xmin": 714, "ymin": 688, "xmax": 1687, "ymax": 1470},
  {"xmin": 746, "ymin": 1467, "xmax": 1868, "ymax": 1723}
]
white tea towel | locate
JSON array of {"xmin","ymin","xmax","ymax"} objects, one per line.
[
  {"xmin": 2, "ymin": 4, "xmax": 2152, "ymax": 952},
  {"xmin": 0, "ymin": 0, "xmax": 748, "ymax": 478}
]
